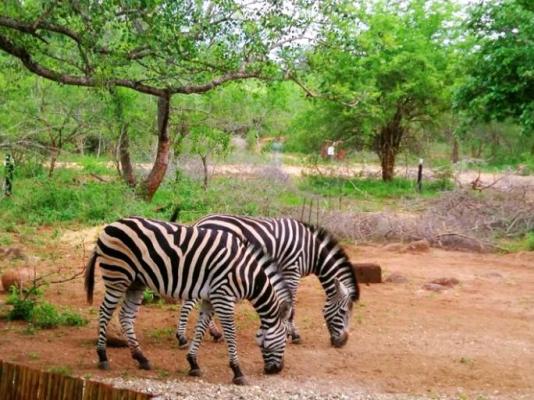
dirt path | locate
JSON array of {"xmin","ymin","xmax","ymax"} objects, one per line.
[
  {"xmin": 55, "ymin": 159, "xmax": 534, "ymax": 191},
  {"xmin": 1, "ymin": 242, "xmax": 533, "ymax": 399},
  {"xmin": 213, "ymin": 162, "xmax": 534, "ymax": 191}
]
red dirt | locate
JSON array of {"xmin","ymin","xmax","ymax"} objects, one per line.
[{"xmin": 1, "ymin": 238, "xmax": 533, "ymax": 398}]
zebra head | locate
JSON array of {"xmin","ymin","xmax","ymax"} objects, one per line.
[
  {"xmin": 323, "ymin": 277, "xmax": 356, "ymax": 348},
  {"xmin": 255, "ymin": 299, "xmax": 291, "ymax": 374}
]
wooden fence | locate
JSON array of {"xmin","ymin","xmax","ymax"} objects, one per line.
[{"xmin": 0, "ymin": 360, "xmax": 153, "ymax": 400}]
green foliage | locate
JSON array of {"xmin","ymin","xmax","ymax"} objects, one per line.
[
  {"xmin": 455, "ymin": 0, "xmax": 534, "ymax": 134},
  {"xmin": 187, "ymin": 126, "xmax": 231, "ymax": 160},
  {"xmin": 292, "ymin": 0, "xmax": 458, "ymax": 177},
  {"xmin": 30, "ymin": 302, "xmax": 62, "ymax": 329},
  {"xmin": 6, "ymin": 287, "xmax": 87, "ymax": 329},
  {"xmin": 7, "ymin": 286, "xmax": 40, "ymax": 322},
  {"xmin": 300, "ymin": 175, "xmax": 452, "ymax": 199},
  {"xmin": 56, "ymin": 309, "xmax": 88, "ymax": 327},
  {"xmin": 142, "ymin": 289, "xmax": 157, "ymax": 305},
  {"xmin": 527, "ymin": 232, "xmax": 534, "ymax": 251}
]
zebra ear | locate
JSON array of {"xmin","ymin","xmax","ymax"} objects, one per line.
[
  {"xmin": 335, "ymin": 278, "xmax": 349, "ymax": 298},
  {"xmin": 279, "ymin": 300, "xmax": 291, "ymax": 321}
]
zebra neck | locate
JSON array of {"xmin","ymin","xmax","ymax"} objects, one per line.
[
  {"xmin": 249, "ymin": 287, "xmax": 281, "ymax": 328},
  {"xmin": 314, "ymin": 248, "xmax": 353, "ymax": 299}
]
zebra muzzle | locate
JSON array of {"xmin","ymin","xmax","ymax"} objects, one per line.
[
  {"xmin": 264, "ymin": 361, "xmax": 284, "ymax": 374},
  {"xmin": 331, "ymin": 330, "xmax": 349, "ymax": 348}
]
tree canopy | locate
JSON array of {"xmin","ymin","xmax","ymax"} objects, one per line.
[
  {"xmin": 455, "ymin": 0, "xmax": 534, "ymax": 138},
  {"xmin": 0, "ymin": 0, "xmax": 315, "ymax": 199},
  {"xmin": 294, "ymin": 0, "xmax": 457, "ymax": 179}
]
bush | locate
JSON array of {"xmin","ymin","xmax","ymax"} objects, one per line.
[
  {"xmin": 30, "ymin": 302, "xmax": 62, "ymax": 329},
  {"xmin": 60, "ymin": 309, "xmax": 88, "ymax": 327},
  {"xmin": 6, "ymin": 287, "xmax": 87, "ymax": 329},
  {"xmin": 6, "ymin": 286, "xmax": 38, "ymax": 322}
]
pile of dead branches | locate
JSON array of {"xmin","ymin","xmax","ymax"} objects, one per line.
[{"xmin": 288, "ymin": 188, "xmax": 534, "ymax": 252}]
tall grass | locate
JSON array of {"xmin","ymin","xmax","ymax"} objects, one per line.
[{"xmin": 300, "ymin": 175, "xmax": 453, "ymax": 199}]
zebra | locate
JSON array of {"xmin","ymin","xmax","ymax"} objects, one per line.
[
  {"xmin": 176, "ymin": 215, "xmax": 359, "ymax": 349},
  {"xmin": 84, "ymin": 216, "xmax": 292, "ymax": 385}
]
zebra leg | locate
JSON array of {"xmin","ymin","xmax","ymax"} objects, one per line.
[
  {"xmin": 186, "ymin": 300, "xmax": 214, "ymax": 377},
  {"xmin": 96, "ymin": 286, "xmax": 124, "ymax": 370},
  {"xmin": 176, "ymin": 299, "xmax": 197, "ymax": 349},
  {"xmin": 211, "ymin": 299, "xmax": 247, "ymax": 385},
  {"xmin": 287, "ymin": 282, "xmax": 301, "ymax": 344},
  {"xmin": 208, "ymin": 319, "xmax": 223, "ymax": 342},
  {"xmin": 119, "ymin": 285, "xmax": 151, "ymax": 370}
]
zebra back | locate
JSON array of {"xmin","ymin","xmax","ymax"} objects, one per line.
[{"xmin": 195, "ymin": 215, "xmax": 359, "ymax": 299}]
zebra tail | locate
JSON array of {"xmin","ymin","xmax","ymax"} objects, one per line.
[{"xmin": 84, "ymin": 250, "xmax": 97, "ymax": 305}]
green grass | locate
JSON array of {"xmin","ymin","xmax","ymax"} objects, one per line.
[
  {"xmin": 48, "ymin": 365, "xmax": 73, "ymax": 376},
  {"xmin": 499, "ymin": 231, "xmax": 534, "ymax": 252},
  {"xmin": 299, "ymin": 175, "xmax": 453, "ymax": 199}
]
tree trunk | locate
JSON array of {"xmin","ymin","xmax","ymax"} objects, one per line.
[
  {"xmin": 374, "ymin": 107, "xmax": 404, "ymax": 181},
  {"xmin": 97, "ymin": 132, "xmax": 102, "ymax": 158},
  {"xmin": 451, "ymin": 136, "xmax": 459, "ymax": 164},
  {"xmin": 380, "ymin": 147, "xmax": 396, "ymax": 181},
  {"xmin": 118, "ymin": 123, "xmax": 136, "ymax": 187},
  {"xmin": 48, "ymin": 146, "xmax": 59, "ymax": 178},
  {"xmin": 200, "ymin": 155, "xmax": 208, "ymax": 190},
  {"xmin": 138, "ymin": 94, "xmax": 171, "ymax": 201}
]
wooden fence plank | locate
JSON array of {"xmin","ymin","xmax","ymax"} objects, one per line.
[
  {"xmin": 83, "ymin": 380, "xmax": 97, "ymax": 400},
  {"xmin": 0, "ymin": 360, "xmax": 154, "ymax": 400},
  {"xmin": 0, "ymin": 362, "xmax": 14, "ymax": 400},
  {"xmin": 16, "ymin": 364, "xmax": 26, "ymax": 400},
  {"xmin": 28, "ymin": 369, "xmax": 41, "ymax": 399}
]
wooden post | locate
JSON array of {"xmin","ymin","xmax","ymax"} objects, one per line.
[
  {"xmin": 417, "ymin": 158, "xmax": 423, "ymax": 193},
  {"xmin": 3, "ymin": 153, "xmax": 15, "ymax": 197}
]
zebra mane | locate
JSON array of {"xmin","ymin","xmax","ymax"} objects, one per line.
[
  {"xmin": 242, "ymin": 240, "xmax": 292, "ymax": 305},
  {"xmin": 301, "ymin": 221, "xmax": 359, "ymax": 301}
]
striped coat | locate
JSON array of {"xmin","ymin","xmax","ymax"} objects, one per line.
[
  {"xmin": 176, "ymin": 215, "xmax": 359, "ymax": 348},
  {"xmin": 85, "ymin": 216, "xmax": 291, "ymax": 384}
]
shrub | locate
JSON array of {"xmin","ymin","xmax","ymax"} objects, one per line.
[
  {"xmin": 30, "ymin": 302, "xmax": 62, "ymax": 329},
  {"xmin": 7, "ymin": 286, "xmax": 37, "ymax": 322},
  {"xmin": 60, "ymin": 309, "xmax": 88, "ymax": 327},
  {"xmin": 5, "ymin": 287, "xmax": 87, "ymax": 329}
]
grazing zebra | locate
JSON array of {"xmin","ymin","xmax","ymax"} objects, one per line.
[
  {"xmin": 176, "ymin": 215, "xmax": 359, "ymax": 349},
  {"xmin": 84, "ymin": 216, "xmax": 292, "ymax": 385}
]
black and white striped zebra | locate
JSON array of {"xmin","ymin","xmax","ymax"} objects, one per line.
[
  {"xmin": 176, "ymin": 215, "xmax": 359, "ymax": 349},
  {"xmin": 84, "ymin": 216, "xmax": 292, "ymax": 384}
]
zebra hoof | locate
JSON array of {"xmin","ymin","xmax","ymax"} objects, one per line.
[
  {"xmin": 188, "ymin": 368, "xmax": 202, "ymax": 377},
  {"xmin": 98, "ymin": 361, "xmax": 110, "ymax": 370},
  {"xmin": 212, "ymin": 333, "xmax": 223, "ymax": 343},
  {"xmin": 232, "ymin": 376, "xmax": 248, "ymax": 385},
  {"xmin": 291, "ymin": 335, "xmax": 302, "ymax": 344},
  {"xmin": 139, "ymin": 360, "xmax": 152, "ymax": 370},
  {"xmin": 177, "ymin": 335, "xmax": 189, "ymax": 350}
]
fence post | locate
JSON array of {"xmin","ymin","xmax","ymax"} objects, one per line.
[
  {"xmin": 417, "ymin": 158, "xmax": 423, "ymax": 193},
  {"xmin": 3, "ymin": 153, "xmax": 15, "ymax": 197}
]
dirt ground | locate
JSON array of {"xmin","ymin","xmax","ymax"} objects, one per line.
[{"xmin": 0, "ymin": 237, "xmax": 533, "ymax": 399}]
